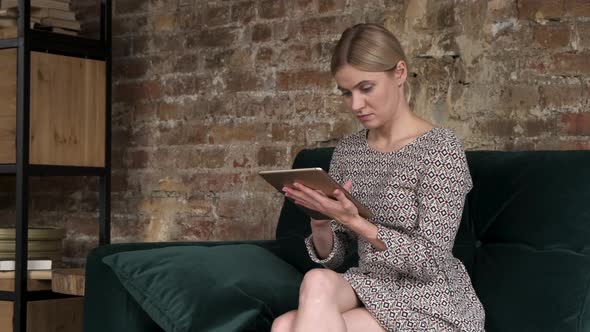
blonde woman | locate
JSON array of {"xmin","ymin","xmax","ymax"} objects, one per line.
[{"xmin": 273, "ymin": 24, "xmax": 485, "ymax": 331}]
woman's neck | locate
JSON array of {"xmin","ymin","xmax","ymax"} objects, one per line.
[{"xmin": 367, "ymin": 104, "xmax": 433, "ymax": 152}]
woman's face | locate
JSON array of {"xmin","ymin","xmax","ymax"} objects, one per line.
[{"xmin": 334, "ymin": 63, "xmax": 406, "ymax": 130}]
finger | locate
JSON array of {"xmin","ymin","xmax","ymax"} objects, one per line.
[{"xmin": 342, "ymin": 180, "xmax": 353, "ymax": 191}]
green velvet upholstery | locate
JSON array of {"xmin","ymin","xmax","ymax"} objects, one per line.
[
  {"xmin": 84, "ymin": 148, "xmax": 590, "ymax": 332},
  {"xmin": 102, "ymin": 244, "xmax": 302, "ymax": 332}
]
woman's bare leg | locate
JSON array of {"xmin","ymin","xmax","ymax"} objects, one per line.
[
  {"xmin": 292, "ymin": 269, "xmax": 361, "ymax": 332},
  {"xmin": 271, "ymin": 310, "xmax": 296, "ymax": 332},
  {"xmin": 342, "ymin": 308, "xmax": 386, "ymax": 332}
]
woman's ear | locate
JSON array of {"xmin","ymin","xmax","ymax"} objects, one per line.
[{"xmin": 394, "ymin": 60, "xmax": 408, "ymax": 86}]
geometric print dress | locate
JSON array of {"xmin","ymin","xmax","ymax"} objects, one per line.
[{"xmin": 305, "ymin": 127, "xmax": 486, "ymax": 331}]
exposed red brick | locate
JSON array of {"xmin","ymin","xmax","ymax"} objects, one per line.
[
  {"xmin": 540, "ymin": 84, "xmax": 583, "ymax": 107},
  {"xmin": 564, "ymin": 0, "xmax": 590, "ymax": 17},
  {"xmin": 252, "ymin": 24, "xmax": 272, "ymax": 42},
  {"xmin": 277, "ymin": 70, "xmax": 333, "ymax": 91},
  {"xmin": 185, "ymin": 172, "xmax": 244, "ymax": 192},
  {"xmin": 189, "ymin": 27, "xmax": 239, "ymax": 48},
  {"xmin": 257, "ymin": 146, "xmax": 289, "ymax": 167},
  {"xmin": 500, "ymin": 84, "xmax": 540, "ymax": 110},
  {"xmin": 557, "ymin": 141, "xmax": 590, "ymax": 150},
  {"xmin": 209, "ymin": 125, "xmax": 258, "ymax": 143},
  {"xmin": 115, "ymin": 0, "xmax": 147, "ymax": 15},
  {"xmin": 477, "ymin": 119, "xmax": 517, "ymax": 136},
  {"xmin": 561, "ymin": 112, "xmax": 590, "ymax": 135},
  {"xmin": 517, "ymin": 0, "xmax": 564, "ymax": 20},
  {"xmin": 128, "ymin": 150, "xmax": 149, "ymax": 169},
  {"xmin": 279, "ymin": 44, "xmax": 313, "ymax": 68},
  {"xmin": 533, "ymin": 24, "xmax": 570, "ymax": 49},
  {"xmin": 173, "ymin": 54, "xmax": 201, "ymax": 74},
  {"xmin": 549, "ymin": 52, "xmax": 590, "ymax": 75},
  {"xmin": 225, "ymin": 71, "xmax": 265, "ymax": 92},
  {"xmin": 157, "ymin": 102, "xmax": 188, "ymax": 121},
  {"xmin": 133, "ymin": 103, "xmax": 157, "ymax": 122},
  {"xmin": 175, "ymin": 148, "xmax": 228, "ymax": 169},
  {"xmin": 301, "ymin": 16, "xmax": 352, "ymax": 38},
  {"xmin": 318, "ymin": 0, "xmax": 347, "ymax": 13},
  {"xmin": 175, "ymin": 219, "xmax": 216, "ymax": 240},
  {"xmin": 157, "ymin": 125, "xmax": 208, "ymax": 146},
  {"xmin": 255, "ymin": 47, "xmax": 274, "ymax": 63},
  {"xmin": 231, "ymin": 1, "xmax": 256, "ymax": 24},
  {"xmin": 112, "ymin": 57, "xmax": 150, "ymax": 80},
  {"xmin": 577, "ymin": 22, "xmax": 590, "ymax": 50},
  {"xmin": 259, "ymin": 0, "xmax": 286, "ymax": 19},
  {"xmin": 523, "ymin": 119, "xmax": 558, "ymax": 136},
  {"xmin": 113, "ymin": 81, "xmax": 162, "ymax": 104},
  {"xmin": 161, "ymin": 75, "xmax": 203, "ymax": 97},
  {"xmin": 205, "ymin": 5, "xmax": 232, "ymax": 27}
]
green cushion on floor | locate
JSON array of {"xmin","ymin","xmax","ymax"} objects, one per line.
[{"xmin": 102, "ymin": 244, "xmax": 302, "ymax": 332}]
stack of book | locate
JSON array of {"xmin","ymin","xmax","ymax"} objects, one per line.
[
  {"xmin": 0, "ymin": 0, "xmax": 80, "ymax": 38},
  {"xmin": 0, "ymin": 227, "xmax": 64, "ymax": 291}
]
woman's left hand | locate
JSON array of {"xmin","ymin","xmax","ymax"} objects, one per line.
[{"xmin": 282, "ymin": 180, "xmax": 359, "ymax": 226}]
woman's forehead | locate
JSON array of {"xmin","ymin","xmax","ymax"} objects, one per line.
[{"xmin": 334, "ymin": 65, "xmax": 389, "ymax": 89}]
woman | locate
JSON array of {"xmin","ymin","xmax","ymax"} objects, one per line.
[{"xmin": 272, "ymin": 24, "xmax": 485, "ymax": 331}]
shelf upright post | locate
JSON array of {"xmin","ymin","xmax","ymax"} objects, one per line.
[
  {"xmin": 14, "ymin": 0, "xmax": 32, "ymax": 331},
  {"xmin": 99, "ymin": 0, "xmax": 112, "ymax": 245}
]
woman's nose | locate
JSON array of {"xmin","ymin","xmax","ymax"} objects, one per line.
[{"xmin": 351, "ymin": 93, "xmax": 366, "ymax": 112}]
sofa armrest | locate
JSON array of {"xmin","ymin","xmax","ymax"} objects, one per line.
[{"xmin": 83, "ymin": 240, "xmax": 280, "ymax": 332}]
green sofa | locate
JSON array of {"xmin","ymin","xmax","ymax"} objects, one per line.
[{"xmin": 83, "ymin": 148, "xmax": 590, "ymax": 332}]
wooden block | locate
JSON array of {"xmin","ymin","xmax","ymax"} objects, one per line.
[
  {"xmin": 0, "ymin": 297, "xmax": 84, "ymax": 332},
  {"xmin": 0, "ymin": 48, "xmax": 16, "ymax": 164},
  {"xmin": 52, "ymin": 268, "xmax": 84, "ymax": 296},
  {"xmin": 30, "ymin": 51, "xmax": 106, "ymax": 167},
  {"xmin": 0, "ymin": 278, "xmax": 52, "ymax": 291}
]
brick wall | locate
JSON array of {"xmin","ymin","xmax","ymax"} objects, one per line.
[{"xmin": 0, "ymin": 0, "xmax": 588, "ymax": 265}]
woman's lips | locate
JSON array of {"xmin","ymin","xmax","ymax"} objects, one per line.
[{"xmin": 357, "ymin": 114, "xmax": 372, "ymax": 121}]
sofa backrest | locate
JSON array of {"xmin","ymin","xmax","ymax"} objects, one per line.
[{"xmin": 275, "ymin": 147, "xmax": 590, "ymax": 331}]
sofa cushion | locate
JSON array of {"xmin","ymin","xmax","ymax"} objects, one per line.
[
  {"xmin": 454, "ymin": 150, "xmax": 590, "ymax": 331},
  {"xmin": 102, "ymin": 244, "xmax": 303, "ymax": 332}
]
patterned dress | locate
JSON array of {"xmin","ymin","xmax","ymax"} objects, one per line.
[{"xmin": 305, "ymin": 127, "xmax": 485, "ymax": 331}]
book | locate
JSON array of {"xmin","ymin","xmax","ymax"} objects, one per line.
[
  {"xmin": 1, "ymin": 0, "xmax": 70, "ymax": 11},
  {"xmin": 31, "ymin": 8, "xmax": 76, "ymax": 21},
  {"xmin": 0, "ymin": 8, "xmax": 18, "ymax": 17},
  {"xmin": 0, "ymin": 259, "xmax": 52, "ymax": 271},
  {"xmin": 0, "ymin": 270, "xmax": 52, "ymax": 279},
  {"xmin": 0, "ymin": 17, "xmax": 15, "ymax": 27},
  {"xmin": 40, "ymin": 17, "xmax": 79, "ymax": 30}
]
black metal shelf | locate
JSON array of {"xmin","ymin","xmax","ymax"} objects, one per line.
[
  {"xmin": 0, "ymin": 38, "xmax": 18, "ymax": 50},
  {"xmin": 0, "ymin": 165, "xmax": 17, "ymax": 174},
  {"xmin": 0, "ymin": 289, "xmax": 79, "ymax": 301},
  {"xmin": 0, "ymin": 164, "xmax": 108, "ymax": 176},
  {"xmin": 5, "ymin": 1, "xmax": 113, "ymax": 331},
  {"xmin": 30, "ymin": 30, "xmax": 107, "ymax": 60}
]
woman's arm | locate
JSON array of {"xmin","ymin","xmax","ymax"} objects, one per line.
[{"xmin": 309, "ymin": 219, "xmax": 334, "ymax": 259}]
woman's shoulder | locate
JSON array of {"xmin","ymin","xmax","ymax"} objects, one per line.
[
  {"xmin": 422, "ymin": 127, "xmax": 467, "ymax": 157},
  {"xmin": 334, "ymin": 129, "xmax": 367, "ymax": 150}
]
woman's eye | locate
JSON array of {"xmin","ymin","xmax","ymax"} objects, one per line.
[
  {"xmin": 341, "ymin": 91, "xmax": 352, "ymax": 97},
  {"xmin": 360, "ymin": 85, "xmax": 373, "ymax": 93}
]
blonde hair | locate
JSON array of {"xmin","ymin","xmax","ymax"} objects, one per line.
[{"xmin": 331, "ymin": 23, "xmax": 411, "ymax": 102}]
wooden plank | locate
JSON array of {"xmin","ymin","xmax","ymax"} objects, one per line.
[
  {"xmin": 52, "ymin": 268, "xmax": 84, "ymax": 296},
  {"xmin": 0, "ymin": 297, "xmax": 84, "ymax": 332},
  {"xmin": 0, "ymin": 278, "xmax": 52, "ymax": 291},
  {"xmin": 0, "ymin": 48, "xmax": 16, "ymax": 164},
  {"xmin": 30, "ymin": 51, "xmax": 106, "ymax": 167}
]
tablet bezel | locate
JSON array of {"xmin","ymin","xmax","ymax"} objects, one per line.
[{"xmin": 258, "ymin": 167, "xmax": 374, "ymax": 220}]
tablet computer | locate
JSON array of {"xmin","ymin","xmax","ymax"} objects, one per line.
[{"xmin": 258, "ymin": 167, "xmax": 374, "ymax": 220}]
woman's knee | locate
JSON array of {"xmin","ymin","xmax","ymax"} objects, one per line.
[
  {"xmin": 299, "ymin": 269, "xmax": 339, "ymax": 302},
  {"xmin": 271, "ymin": 310, "xmax": 296, "ymax": 332}
]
